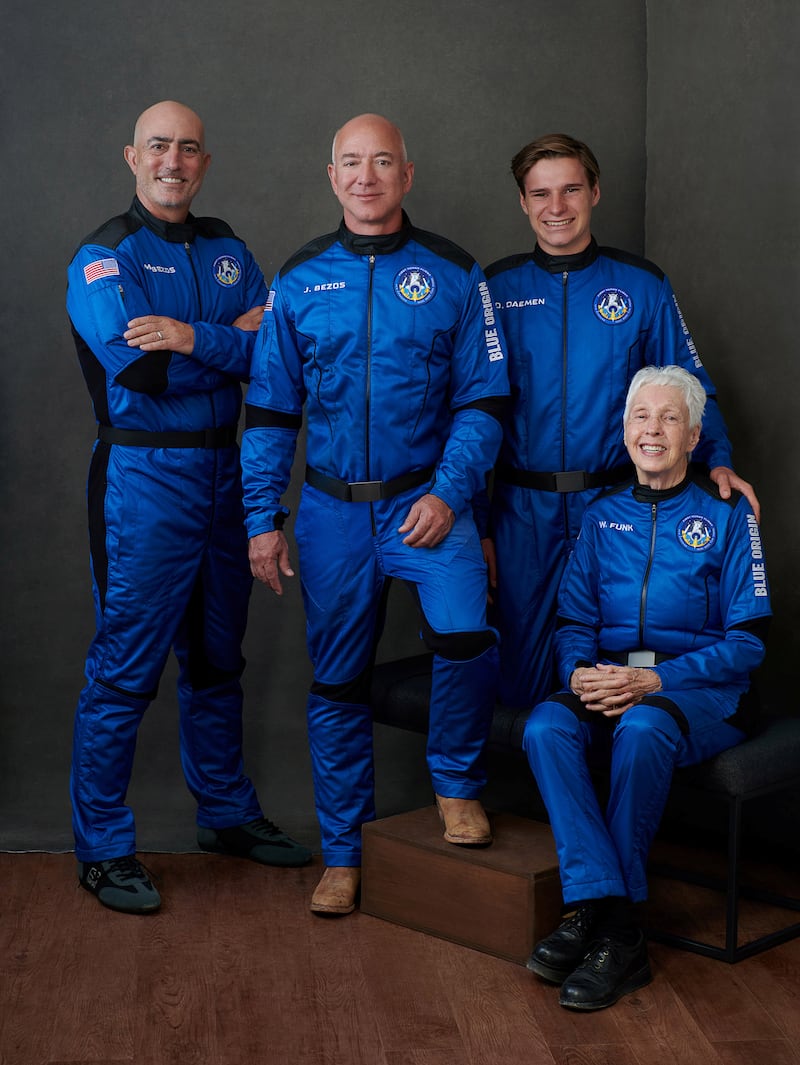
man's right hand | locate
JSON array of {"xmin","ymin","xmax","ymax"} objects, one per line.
[{"xmin": 248, "ymin": 530, "xmax": 294, "ymax": 594}]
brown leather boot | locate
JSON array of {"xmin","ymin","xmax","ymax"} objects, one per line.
[
  {"xmin": 310, "ymin": 866, "xmax": 361, "ymax": 916},
  {"xmin": 435, "ymin": 795, "xmax": 493, "ymax": 846}
]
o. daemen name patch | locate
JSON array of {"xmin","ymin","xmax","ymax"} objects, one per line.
[
  {"xmin": 213, "ymin": 255, "xmax": 242, "ymax": 287},
  {"xmin": 677, "ymin": 513, "xmax": 717, "ymax": 552},
  {"xmin": 394, "ymin": 266, "xmax": 436, "ymax": 305},
  {"xmin": 593, "ymin": 286, "xmax": 632, "ymax": 324}
]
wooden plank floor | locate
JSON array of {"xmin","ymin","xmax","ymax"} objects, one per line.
[{"xmin": 1, "ymin": 851, "xmax": 799, "ymax": 1065}]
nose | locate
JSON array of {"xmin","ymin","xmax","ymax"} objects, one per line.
[
  {"xmin": 550, "ymin": 191, "xmax": 566, "ymax": 214},
  {"xmin": 357, "ymin": 161, "xmax": 377, "ymax": 185},
  {"xmin": 163, "ymin": 144, "xmax": 182, "ymax": 169}
]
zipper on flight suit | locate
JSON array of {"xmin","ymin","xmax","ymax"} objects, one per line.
[
  {"xmin": 366, "ymin": 255, "xmax": 377, "ymax": 535},
  {"xmin": 639, "ymin": 502, "xmax": 659, "ymax": 645}
]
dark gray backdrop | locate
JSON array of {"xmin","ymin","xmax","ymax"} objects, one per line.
[{"xmin": 1, "ymin": 0, "xmax": 796, "ymax": 852}]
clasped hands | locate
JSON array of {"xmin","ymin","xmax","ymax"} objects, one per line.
[{"xmin": 569, "ymin": 663, "xmax": 662, "ymax": 717}]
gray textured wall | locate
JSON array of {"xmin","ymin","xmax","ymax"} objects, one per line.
[
  {"xmin": 5, "ymin": 0, "xmax": 792, "ymax": 854},
  {"xmin": 645, "ymin": 0, "xmax": 799, "ymax": 708}
]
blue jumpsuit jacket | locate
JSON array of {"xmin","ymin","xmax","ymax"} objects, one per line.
[
  {"xmin": 523, "ymin": 471, "xmax": 770, "ymax": 904},
  {"xmin": 67, "ymin": 197, "xmax": 268, "ymax": 861},
  {"xmin": 484, "ymin": 239, "xmax": 735, "ymax": 707},
  {"xmin": 241, "ymin": 216, "xmax": 509, "ymax": 865}
]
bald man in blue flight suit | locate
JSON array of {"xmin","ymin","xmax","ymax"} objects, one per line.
[
  {"xmin": 242, "ymin": 114, "xmax": 510, "ymax": 916},
  {"xmin": 67, "ymin": 100, "xmax": 311, "ymax": 915}
]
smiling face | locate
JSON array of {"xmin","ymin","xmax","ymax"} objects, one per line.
[
  {"xmin": 123, "ymin": 101, "xmax": 211, "ymax": 222},
  {"xmin": 519, "ymin": 155, "xmax": 599, "ymax": 256},
  {"xmin": 624, "ymin": 383, "xmax": 702, "ymax": 490},
  {"xmin": 327, "ymin": 114, "xmax": 414, "ymax": 235}
]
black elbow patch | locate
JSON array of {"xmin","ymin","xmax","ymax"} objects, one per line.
[
  {"xmin": 245, "ymin": 405, "xmax": 303, "ymax": 431},
  {"xmin": 453, "ymin": 395, "xmax": 510, "ymax": 424},
  {"xmin": 116, "ymin": 351, "xmax": 171, "ymax": 394}
]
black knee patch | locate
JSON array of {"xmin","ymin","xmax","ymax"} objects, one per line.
[
  {"xmin": 311, "ymin": 667, "xmax": 372, "ymax": 706},
  {"xmin": 639, "ymin": 694, "xmax": 689, "ymax": 735},
  {"xmin": 419, "ymin": 617, "xmax": 497, "ymax": 661}
]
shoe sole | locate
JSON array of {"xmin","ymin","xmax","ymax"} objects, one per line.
[
  {"xmin": 197, "ymin": 839, "xmax": 312, "ymax": 867},
  {"xmin": 559, "ymin": 962, "xmax": 653, "ymax": 1011},
  {"xmin": 79, "ymin": 881, "xmax": 161, "ymax": 915},
  {"xmin": 526, "ymin": 955, "xmax": 572, "ymax": 984}
]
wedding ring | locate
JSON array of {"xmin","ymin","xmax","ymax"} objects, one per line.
[{"xmin": 157, "ymin": 330, "xmax": 164, "ymax": 341}]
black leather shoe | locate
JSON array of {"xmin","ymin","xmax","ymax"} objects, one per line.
[
  {"xmin": 526, "ymin": 904, "xmax": 597, "ymax": 983},
  {"xmin": 559, "ymin": 930, "xmax": 652, "ymax": 1011}
]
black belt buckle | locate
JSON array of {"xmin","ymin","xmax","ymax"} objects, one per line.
[
  {"xmin": 348, "ymin": 480, "xmax": 383, "ymax": 503},
  {"xmin": 554, "ymin": 470, "xmax": 589, "ymax": 493}
]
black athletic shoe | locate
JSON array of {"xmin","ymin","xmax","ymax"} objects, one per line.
[
  {"xmin": 197, "ymin": 817, "xmax": 312, "ymax": 867},
  {"xmin": 558, "ymin": 930, "xmax": 652, "ymax": 1011},
  {"xmin": 78, "ymin": 855, "xmax": 161, "ymax": 914},
  {"xmin": 527, "ymin": 904, "xmax": 597, "ymax": 983}
]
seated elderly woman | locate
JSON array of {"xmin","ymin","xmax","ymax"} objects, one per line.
[{"xmin": 523, "ymin": 364, "xmax": 771, "ymax": 1011}]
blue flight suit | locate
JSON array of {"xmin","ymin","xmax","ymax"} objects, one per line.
[
  {"xmin": 67, "ymin": 197, "xmax": 268, "ymax": 861},
  {"xmin": 241, "ymin": 216, "xmax": 510, "ymax": 865},
  {"xmin": 523, "ymin": 472, "xmax": 770, "ymax": 903},
  {"xmin": 484, "ymin": 240, "xmax": 735, "ymax": 707}
]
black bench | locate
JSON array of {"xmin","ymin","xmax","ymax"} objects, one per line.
[{"xmin": 370, "ymin": 652, "xmax": 800, "ymax": 962}]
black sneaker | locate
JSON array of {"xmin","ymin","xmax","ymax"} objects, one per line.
[
  {"xmin": 197, "ymin": 817, "xmax": 312, "ymax": 867},
  {"xmin": 559, "ymin": 930, "xmax": 652, "ymax": 1011},
  {"xmin": 78, "ymin": 855, "xmax": 161, "ymax": 914},
  {"xmin": 527, "ymin": 904, "xmax": 597, "ymax": 983}
]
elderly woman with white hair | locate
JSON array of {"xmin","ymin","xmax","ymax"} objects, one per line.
[{"xmin": 523, "ymin": 364, "xmax": 771, "ymax": 1011}]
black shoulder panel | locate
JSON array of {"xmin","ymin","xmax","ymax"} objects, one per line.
[
  {"xmin": 691, "ymin": 466, "xmax": 741, "ymax": 509},
  {"xmin": 484, "ymin": 252, "xmax": 533, "ymax": 281},
  {"xmin": 410, "ymin": 227, "xmax": 475, "ymax": 273},
  {"xmin": 194, "ymin": 216, "xmax": 237, "ymax": 240},
  {"xmin": 280, "ymin": 231, "xmax": 340, "ymax": 277},
  {"xmin": 73, "ymin": 211, "xmax": 141, "ymax": 257},
  {"xmin": 597, "ymin": 246, "xmax": 665, "ymax": 282}
]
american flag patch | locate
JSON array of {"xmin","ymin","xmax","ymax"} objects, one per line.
[
  {"xmin": 84, "ymin": 258, "xmax": 120, "ymax": 284},
  {"xmin": 265, "ymin": 289, "xmax": 276, "ymax": 312}
]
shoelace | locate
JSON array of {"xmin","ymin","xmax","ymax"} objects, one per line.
[
  {"xmin": 245, "ymin": 817, "xmax": 285, "ymax": 839},
  {"xmin": 106, "ymin": 856, "xmax": 151, "ymax": 882}
]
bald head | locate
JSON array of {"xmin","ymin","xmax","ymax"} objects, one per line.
[
  {"xmin": 124, "ymin": 100, "xmax": 211, "ymax": 222},
  {"xmin": 331, "ymin": 113, "xmax": 407, "ymax": 165},
  {"xmin": 132, "ymin": 100, "xmax": 206, "ymax": 150},
  {"xmin": 328, "ymin": 113, "xmax": 414, "ymax": 235}
]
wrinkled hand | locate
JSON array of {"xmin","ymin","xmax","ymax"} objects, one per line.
[
  {"xmin": 398, "ymin": 494, "xmax": 455, "ymax": 548},
  {"xmin": 249, "ymin": 530, "xmax": 294, "ymax": 595},
  {"xmin": 481, "ymin": 537, "xmax": 497, "ymax": 604},
  {"xmin": 125, "ymin": 315, "xmax": 195, "ymax": 354},
  {"xmin": 570, "ymin": 662, "xmax": 662, "ymax": 717},
  {"xmin": 233, "ymin": 304, "xmax": 267, "ymax": 331},
  {"xmin": 710, "ymin": 466, "xmax": 760, "ymax": 523}
]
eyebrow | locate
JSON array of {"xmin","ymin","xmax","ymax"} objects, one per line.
[
  {"xmin": 340, "ymin": 150, "xmax": 395, "ymax": 161},
  {"xmin": 146, "ymin": 136, "xmax": 203, "ymax": 148}
]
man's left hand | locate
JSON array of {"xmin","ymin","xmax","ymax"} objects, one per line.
[
  {"xmin": 710, "ymin": 466, "xmax": 760, "ymax": 523},
  {"xmin": 398, "ymin": 494, "xmax": 455, "ymax": 547},
  {"xmin": 125, "ymin": 315, "xmax": 195, "ymax": 354}
]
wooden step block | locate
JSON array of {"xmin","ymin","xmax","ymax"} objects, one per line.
[{"xmin": 361, "ymin": 806, "xmax": 562, "ymax": 965}]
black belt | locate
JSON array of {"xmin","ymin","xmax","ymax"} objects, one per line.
[
  {"xmin": 98, "ymin": 425, "xmax": 238, "ymax": 449},
  {"xmin": 601, "ymin": 649, "xmax": 676, "ymax": 667},
  {"xmin": 495, "ymin": 462, "xmax": 632, "ymax": 493},
  {"xmin": 305, "ymin": 464, "xmax": 435, "ymax": 503}
]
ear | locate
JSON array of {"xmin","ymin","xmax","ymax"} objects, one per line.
[
  {"xmin": 403, "ymin": 160, "xmax": 415, "ymax": 194},
  {"xmin": 687, "ymin": 424, "xmax": 701, "ymax": 453},
  {"xmin": 123, "ymin": 144, "xmax": 137, "ymax": 176},
  {"xmin": 591, "ymin": 181, "xmax": 601, "ymax": 207},
  {"xmin": 327, "ymin": 162, "xmax": 338, "ymax": 196},
  {"xmin": 519, "ymin": 190, "xmax": 529, "ymax": 217}
]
